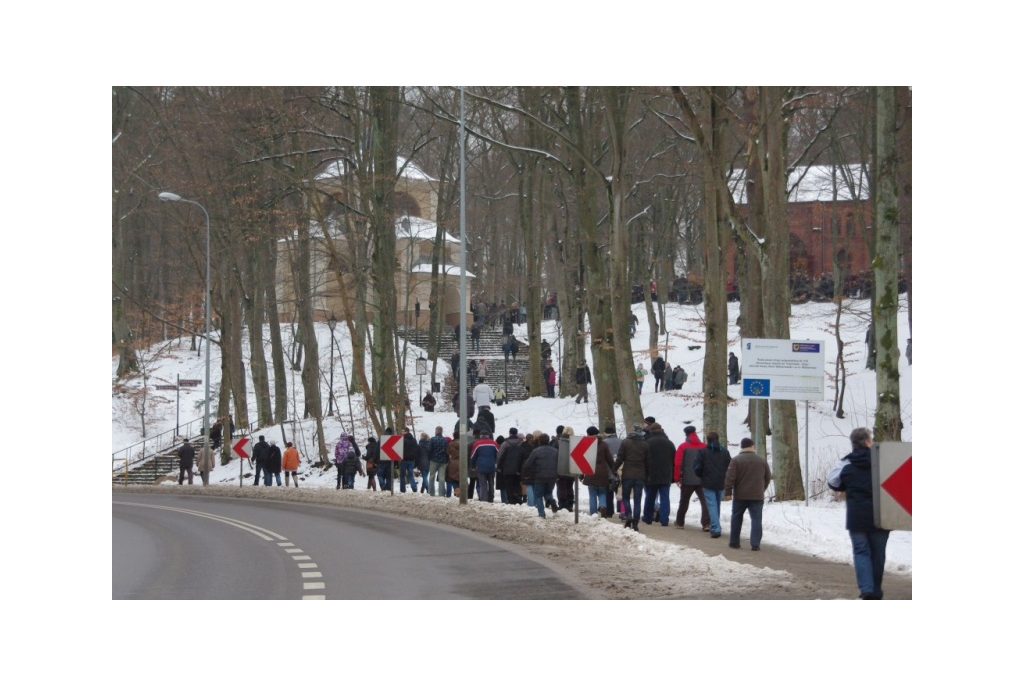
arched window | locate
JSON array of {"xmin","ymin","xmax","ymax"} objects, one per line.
[{"xmin": 395, "ymin": 191, "xmax": 422, "ymax": 219}]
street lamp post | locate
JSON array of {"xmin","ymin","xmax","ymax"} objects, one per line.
[
  {"xmin": 416, "ymin": 354, "xmax": 427, "ymax": 411},
  {"xmin": 159, "ymin": 192, "xmax": 212, "ymax": 462},
  {"xmin": 327, "ymin": 313, "xmax": 337, "ymax": 416}
]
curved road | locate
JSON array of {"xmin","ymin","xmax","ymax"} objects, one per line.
[{"xmin": 113, "ymin": 494, "xmax": 589, "ymax": 600}]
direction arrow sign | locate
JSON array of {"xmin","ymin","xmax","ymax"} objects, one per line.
[
  {"xmin": 154, "ymin": 385, "xmax": 179, "ymax": 390},
  {"xmin": 380, "ymin": 435, "xmax": 404, "ymax": 461},
  {"xmin": 569, "ymin": 436, "xmax": 596, "ymax": 476},
  {"xmin": 232, "ymin": 437, "xmax": 252, "ymax": 459},
  {"xmin": 178, "ymin": 379, "xmax": 202, "ymax": 387},
  {"xmin": 874, "ymin": 442, "xmax": 911, "ymax": 531},
  {"xmin": 882, "ymin": 455, "xmax": 912, "ymax": 515}
]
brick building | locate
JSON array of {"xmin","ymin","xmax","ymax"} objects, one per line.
[{"xmin": 731, "ymin": 164, "xmax": 872, "ymax": 280}]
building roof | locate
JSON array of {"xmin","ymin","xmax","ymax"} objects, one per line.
[
  {"xmin": 731, "ymin": 163, "xmax": 869, "ymax": 204},
  {"xmin": 397, "ymin": 215, "xmax": 459, "ymax": 244},
  {"xmin": 315, "ymin": 155, "xmax": 437, "ymax": 183},
  {"xmin": 410, "ymin": 263, "xmax": 475, "ymax": 278}
]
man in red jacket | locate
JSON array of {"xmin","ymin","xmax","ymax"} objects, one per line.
[{"xmin": 674, "ymin": 425, "xmax": 710, "ymax": 530}]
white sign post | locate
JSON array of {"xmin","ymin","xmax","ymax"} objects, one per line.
[{"xmin": 740, "ymin": 339, "xmax": 826, "ymax": 506}]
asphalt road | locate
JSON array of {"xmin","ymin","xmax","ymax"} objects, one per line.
[{"xmin": 112, "ymin": 493, "xmax": 590, "ymax": 600}]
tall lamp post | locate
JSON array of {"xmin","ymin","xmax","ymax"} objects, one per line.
[
  {"xmin": 159, "ymin": 191, "xmax": 212, "ymax": 457},
  {"xmin": 327, "ymin": 313, "xmax": 337, "ymax": 416}
]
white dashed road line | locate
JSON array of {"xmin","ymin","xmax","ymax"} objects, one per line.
[{"xmin": 116, "ymin": 502, "xmax": 326, "ymax": 599}]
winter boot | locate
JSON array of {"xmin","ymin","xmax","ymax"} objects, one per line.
[{"xmin": 631, "ymin": 519, "xmax": 639, "ymax": 531}]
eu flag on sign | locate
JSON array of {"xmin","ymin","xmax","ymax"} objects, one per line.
[{"xmin": 743, "ymin": 378, "xmax": 770, "ymax": 398}]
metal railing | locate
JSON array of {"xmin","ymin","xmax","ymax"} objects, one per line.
[{"xmin": 111, "ymin": 418, "xmax": 256, "ymax": 475}]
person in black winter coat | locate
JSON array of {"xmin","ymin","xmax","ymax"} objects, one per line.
[
  {"xmin": 642, "ymin": 423, "xmax": 676, "ymax": 526},
  {"xmin": 728, "ymin": 352, "xmax": 740, "ymax": 385},
  {"xmin": 265, "ymin": 440, "xmax": 283, "ymax": 486},
  {"xmin": 574, "ymin": 363, "xmax": 592, "ymax": 404},
  {"xmin": 400, "ymin": 428, "xmax": 420, "ymax": 493},
  {"xmin": 652, "ymin": 356, "xmax": 666, "ymax": 392},
  {"xmin": 496, "ymin": 428, "xmax": 526, "ymax": 504},
  {"xmin": 828, "ymin": 427, "xmax": 890, "ymax": 599},
  {"xmin": 177, "ymin": 438, "xmax": 195, "ymax": 485},
  {"xmin": 251, "ymin": 435, "xmax": 270, "ymax": 486},
  {"xmin": 476, "ymin": 405, "xmax": 496, "ymax": 435},
  {"xmin": 521, "ymin": 434, "xmax": 559, "ymax": 518},
  {"xmin": 693, "ymin": 431, "xmax": 731, "ymax": 538},
  {"xmin": 364, "ymin": 437, "xmax": 380, "ymax": 491}
]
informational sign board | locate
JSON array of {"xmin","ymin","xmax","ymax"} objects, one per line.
[
  {"xmin": 873, "ymin": 441, "xmax": 912, "ymax": 531},
  {"xmin": 740, "ymin": 339, "xmax": 825, "ymax": 401},
  {"xmin": 568, "ymin": 436, "xmax": 597, "ymax": 476},
  {"xmin": 379, "ymin": 434, "xmax": 404, "ymax": 461}
]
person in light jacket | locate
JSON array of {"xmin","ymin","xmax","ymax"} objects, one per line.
[{"xmin": 196, "ymin": 444, "xmax": 215, "ymax": 486}]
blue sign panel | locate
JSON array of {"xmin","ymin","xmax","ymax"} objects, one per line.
[
  {"xmin": 743, "ymin": 378, "xmax": 771, "ymax": 397},
  {"xmin": 791, "ymin": 342, "xmax": 821, "ymax": 353}
]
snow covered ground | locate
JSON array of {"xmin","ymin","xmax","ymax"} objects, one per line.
[{"xmin": 113, "ymin": 297, "xmax": 912, "ymax": 598}]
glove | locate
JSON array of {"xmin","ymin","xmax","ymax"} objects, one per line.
[{"xmin": 724, "ymin": 495, "xmax": 732, "ymax": 502}]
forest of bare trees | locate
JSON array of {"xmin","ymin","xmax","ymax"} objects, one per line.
[{"xmin": 112, "ymin": 86, "xmax": 911, "ymax": 498}]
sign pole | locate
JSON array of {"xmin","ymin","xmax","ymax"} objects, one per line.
[
  {"xmin": 805, "ymin": 400, "xmax": 810, "ymax": 507},
  {"xmin": 176, "ymin": 373, "xmax": 180, "ymax": 437},
  {"xmin": 574, "ymin": 480, "xmax": 579, "ymax": 525}
]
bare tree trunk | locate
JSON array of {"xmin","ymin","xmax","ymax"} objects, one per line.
[
  {"xmin": 872, "ymin": 86, "xmax": 904, "ymax": 442},
  {"xmin": 701, "ymin": 87, "xmax": 730, "ymax": 440},
  {"xmin": 601, "ymin": 87, "xmax": 644, "ymax": 427},
  {"xmin": 754, "ymin": 87, "xmax": 804, "ymax": 501},
  {"xmin": 367, "ymin": 86, "xmax": 401, "ymax": 431},
  {"xmin": 291, "ymin": 199, "xmax": 327, "ymax": 462},
  {"xmin": 562, "ymin": 87, "xmax": 624, "ymax": 425},
  {"xmin": 245, "ymin": 232, "xmax": 272, "ymax": 427},
  {"xmin": 266, "ymin": 232, "xmax": 288, "ymax": 425}
]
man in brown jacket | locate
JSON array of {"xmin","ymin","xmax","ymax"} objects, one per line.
[{"xmin": 724, "ymin": 437, "xmax": 772, "ymax": 550}]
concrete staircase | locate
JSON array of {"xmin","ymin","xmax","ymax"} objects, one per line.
[
  {"xmin": 112, "ymin": 451, "xmax": 183, "ymax": 485},
  {"xmin": 404, "ymin": 325, "xmax": 535, "ymax": 409}
]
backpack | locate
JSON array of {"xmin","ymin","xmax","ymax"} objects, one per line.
[
  {"xmin": 681, "ymin": 368, "xmax": 688, "ymax": 382},
  {"xmin": 334, "ymin": 435, "xmax": 351, "ymax": 464}
]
